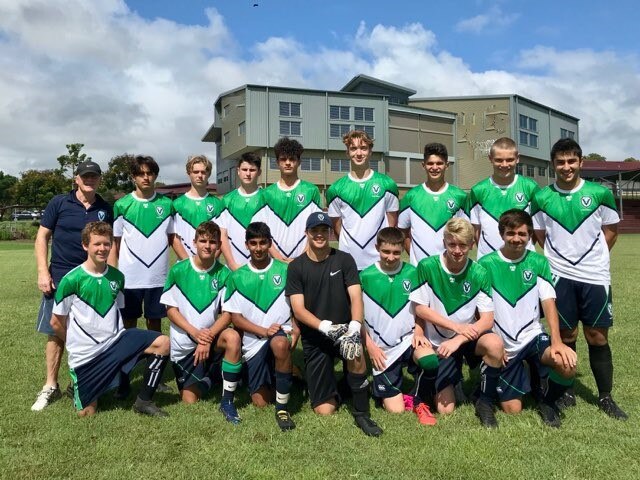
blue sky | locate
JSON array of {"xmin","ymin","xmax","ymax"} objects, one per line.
[{"xmin": 0, "ymin": 0, "xmax": 638, "ymax": 183}]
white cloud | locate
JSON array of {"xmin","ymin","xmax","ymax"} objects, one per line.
[
  {"xmin": 456, "ymin": 6, "xmax": 519, "ymax": 34},
  {"xmin": 0, "ymin": 1, "xmax": 638, "ymax": 186}
]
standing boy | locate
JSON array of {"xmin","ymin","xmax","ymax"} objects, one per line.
[
  {"xmin": 219, "ymin": 153, "xmax": 268, "ymax": 271},
  {"xmin": 410, "ymin": 218, "xmax": 505, "ymax": 427},
  {"xmin": 361, "ymin": 227, "xmax": 439, "ymax": 425},
  {"xmin": 264, "ymin": 137, "xmax": 322, "ymax": 262},
  {"xmin": 50, "ymin": 222, "xmax": 170, "ymax": 417},
  {"xmin": 398, "ymin": 142, "xmax": 467, "ymax": 266},
  {"xmin": 532, "ymin": 138, "xmax": 626, "ymax": 419},
  {"xmin": 286, "ymin": 212, "xmax": 383, "ymax": 436},
  {"xmin": 160, "ymin": 222, "xmax": 243, "ymax": 424},
  {"xmin": 223, "ymin": 222, "xmax": 297, "ymax": 431},
  {"xmin": 326, "ymin": 130, "xmax": 398, "ymax": 270},
  {"xmin": 479, "ymin": 210, "xmax": 577, "ymax": 427}
]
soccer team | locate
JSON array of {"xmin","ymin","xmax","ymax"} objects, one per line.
[{"xmin": 32, "ymin": 130, "xmax": 627, "ymax": 436}]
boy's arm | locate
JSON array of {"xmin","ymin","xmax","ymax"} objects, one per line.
[
  {"xmin": 220, "ymin": 228, "xmax": 239, "ymax": 271},
  {"xmin": 386, "ymin": 211, "xmax": 398, "ymax": 228},
  {"xmin": 412, "ymin": 316, "xmax": 430, "ymax": 348},
  {"xmin": 346, "ymin": 284, "xmax": 364, "ymax": 324},
  {"xmin": 50, "ymin": 313, "xmax": 68, "ymax": 342},
  {"xmin": 108, "ymin": 237, "xmax": 121, "ymax": 267},
  {"xmin": 289, "ymin": 294, "xmax": 322, "ymax": 330},
  {"xmin": 414, "ymin": 304, "xmax": 478, "ymax": 341},
  {"xmin": 400, "ymin": 228, "xmax": 411, "ymax": 254},
  {"xmin": 230, "ymin": 312, "xmax": 276, "ymax": 338},
  {"xmin": 209, "ymin": 311, "xmax": 232, "ymax": 339},
  {"xmin": 541, "ymin": 298, "xmax": 577, "ymax": 368},
  {"xmin": 166, "ymin": 306, "xmax": 207, "ymax": 343},
  {"xmin": 170, "ymin": 234, "xmax": 189, "ymax": 260},
  {"xmin": 602, "ymin": 224, "xmax": 618, "ymax": 251},
  {"xmin": 331, "ymin": 217, "xmax": 342, "ymax": 238},
  {"xmin": 533, "ymin": 230, "xmax": 546, "ymax": 247},
  {"xmin": 364, "ymin": 328, "xmax": 386, "ymax": 372}
]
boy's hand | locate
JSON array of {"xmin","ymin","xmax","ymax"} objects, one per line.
[
  {"xmin": 195, "ymin": 328, "xmax": 215, "ymax": 345},
  {"xmin": 193, "ymin": 343, "xmax": 210, "ymax": 366},
  {"xmin": 412, "ymin": 334, "xmax": 430, "ymax": 349},
  {"xmin": 367, "ymin": 342, "xmax": 387, "ymax": 371},
  {"xmin": 550, "ymin": 342, "xmax": 578, "ymax": 369},
  {"xmin": 455, "ymin": 323, "xmax": 479, "ymax": 341},
  {"xmin": 266, "ymin": 323, "xmax": 282, "ymax": 337},
  {"xmin": 437, "ymin": 337, "xmax": 463, "ymax": 358}
]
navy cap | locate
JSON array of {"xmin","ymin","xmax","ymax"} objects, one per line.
[
  {"xmin": 306, "ymin": 211, "xmax": 332, "ymax": 230},
  {"xmin": 76, "ymin": 161, "xmax": 102, "ymax": 176}
]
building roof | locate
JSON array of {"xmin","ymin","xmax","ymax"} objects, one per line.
[
  {"xmin": 341, "ymin": 74, "xmax": 417, "ymax": 95},
  {"xmin": 582, "ymin": 161, "xmax": 640, "ymax": 178}
]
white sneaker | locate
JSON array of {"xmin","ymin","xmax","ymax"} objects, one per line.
[{"xmin": 31, "ymin": 384, "xmax": 62, "ymax": 411}]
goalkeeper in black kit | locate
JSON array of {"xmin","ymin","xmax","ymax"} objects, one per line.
[{"xmin": 286, "ymin": 212, "xmax": 383, "ymax": 436}]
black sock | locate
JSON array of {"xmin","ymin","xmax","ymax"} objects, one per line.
[
  {"xmin": 138, "ymin": 354, "xmax": 169, "ymax": 401},
  {"xmin": 347, "ymin": 372, "xmax": 370, "ymax": 416},
  {"xmin": 275, "ymin": 370, "xmax": 293, "ymax": 411},
  {"xmin": 117, "ymin": 371, "xmax": 130, "ymax": 392},
  {"xmin": 542, "ymin": 373, "xmax": 571, "ymax": 406},
  {"xmin": 589, "ymin": 344, "xmax": 613, "ymax": 396},
  {"xmin": 478, "ymin": 363, "xmax": 500, "ymax": 405}
]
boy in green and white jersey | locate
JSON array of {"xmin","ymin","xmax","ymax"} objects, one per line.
[
  {"xmin": 264, "ymin": 137, "xmax": 322, "ymax": 262},
  {"xmin": 223, "ymin": 222, "xmax": 298, "ymax": 431},
  {"xmin": 410, "ymin": 218, "xmax": 505, "ymax": 427},
  {"xmin": 219, "ymin": 152, "xmax": 268, "ymax": 271},
  {"xmin": 361, "ymin": 227, "xmax": 438, "ymax": 426},
  {"xmin": 326, "ymin": 130, "xmax": 399, "ymax": 270},
  {"xmin": 173, "ymin": 155, "xmax": 224, "ymax": 257},
  {"xmin": 479, "ymin": 210, "xmax": 576, "ymax": 427},
  {"xmin": 467, "ymin": 137, "xmax": 540, "ymax": 259},
  {"xmin": 160, "ymin": 221, "xmax": 243, "ymax": 424},
  {"xmin": 109, "ymin": 155, "xmax": 187, "ymax": 332},
  {"xmin": 50, "ymin": 222, "xmax": 170, "ymax": 417},
  {"xmin": 532, "ymin": 138, "xmax": 626, "ymax": 420},
  {"xmin": 398, "ymin": 142, "xmax": 467, "ymax": 266}
]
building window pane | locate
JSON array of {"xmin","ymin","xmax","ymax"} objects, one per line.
[
  {"xmin": 354, "ymin": 107, "xmax": 374, "ymax": 122},
  {"xmin": 238, "ymin": 121, "xmax": 245, "ymax": 136},
  {"xmin": 269, "ymin": 157, "xmax": 277, "ymax": 170},
  {"xmin": 529, "ymin": 134, "xmax": 538, "ymax": 148},
  {"xmin": 519, "ymin": 114, "xmax": 527, "ymax": 129},
  {"xmin": 280, "ymin": 121, "xmax": 301, "ymax": 136},
  {"xmin": 301, "ymin": 157, "xmax": 321, "ymax": 172},
  {"xmin": 519, "ymin": 131, "xmax": 528, "ymax": 145},
  {"xmin": 538, "ymin": 166, "xmax": 546, "ymax": 176},
  {"xmin": 529, "ymin": 118, "xmax": 538, "ymax": 132},
  {"xmin": 330, "ymin": 123, "xmax": 351, "ymax": 138},
  {"xmin": 331, "ymin": 159, "xmax": 350, "ymax": 172},
  {"xmin": 355, "ymin": 125, "xmax": 374, "ymax": 138},
  {"xmin": 527, "ymin": 165, "xmax": 535, "ymax": 177},
  {"xmin": 223, "ymin": 131, "xmax": 230, "ymax": 144},
  {"xmin": 279, "ymin": 102, "xmax": 301, "ymax": 117},
  {"xmin": 516, "ymin": 164, "xmax": 523, "ymax": 175}
]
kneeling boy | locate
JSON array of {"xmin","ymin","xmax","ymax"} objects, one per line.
[
  {"xmin": 224, "ymin": 222, "xmax": 298, "ymax": 431},
  {"xmin": 479, "ymin": 210, "xmax": 577, "ymax": 427},
  {"xmin": 362, "ymin": 227, "xmax": 439, "ymax": 425},
  {"xmin": 160, "ymin": 221, "xmax": 243, "ymax": 424},
  {"xmin": 50, "ymin": 222, "xmax": 170, "ymax": 417}
]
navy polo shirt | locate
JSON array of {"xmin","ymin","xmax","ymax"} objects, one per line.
[{"xmin": 41, "ymin": 190, "xmax": 114, "ymax": 285}]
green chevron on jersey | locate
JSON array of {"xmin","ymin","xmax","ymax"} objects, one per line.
[
  {"xmin": 478, "ymin": 251, "xmax": 552, "ymax": 307},
  {"xmin": 264, "ymin": 181, "xmax": 321, "ymax": 225},
  {"xmin": 163, "ymin": 259, "xmax": 230, "ymax": 314},
  {"xmin": 532, "ymin": 182, "xmax": 617, "ymax": 233},
  {"xmin": 360, "ymin": 262, "xmax": 417, "ymax": 317},
  {"xmin": 326, "ymin": 172, "xmax": 398, "ymax": 217},
  {"xmin": 400, "ymin": 183, "xmax": 467, "ymax": 230},
  {"xmin": 468, "ymin": 176, "xmax": 539, "ymax": 221},
  {"xmin": 416, "ymin": 256, "xmax": 491, "ymax": 315},
  {"xmin": 222, "ymin": 189, "xmax": 267, "ymax": 228},
  {"xmin": 113, "ymin": 193, "xmax": 174, "ymax": 237},
  {"xmin": 173, "ymin": 194, "xmax": 223, "ymax": 229},
  {"xmin": 225, "ymin": 260, "xmax": 288, "ymax": 313},
  {"xmin": 55, "ymin": 266, "xmax": 124, "ymax": 317}
]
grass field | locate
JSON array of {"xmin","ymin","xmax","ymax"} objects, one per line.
[{"xmin": 1, "ymin": 238, "xmax": 639, "ymax": 479}]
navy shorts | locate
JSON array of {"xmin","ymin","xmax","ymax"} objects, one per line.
[
  {"xmin": 302, "ymin": 336, "xmax": 345, "ymax": 408},
  {"xmin": 36, "ymin": 293, "xmax": 55, "ymax": 335},
  {"xmin": 372, "ymin": 347, "xmax": 420, "ymax": 399},
  {"xmin": 121, "ymin": 287, "xmax": 166, "ymax": 320},
  {"xmin": 555, "ymin": 277, "xmax": 613, "ymax": 329},
  {"xmin": 245, "ymin": 331, "xmax": 288, "ymax": 395},
  {"xmin": 69, "ymin": 329, "xmax": 161, "ymax": 409},
  {"xmin": 172, "ymin": 344, "xmax": 223, "ymax": 395},
  {"xmin": 497, "ymin": 333, "xmax": 550, "ymax": 402},
  {"xmin": 435, "ymin": 340, "xmax": 482, "ymax": 393}
]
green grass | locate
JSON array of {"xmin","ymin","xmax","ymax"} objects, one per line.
[{"xmin": 1, "ymin": 237, "xmax": 639, "ymax": 479}]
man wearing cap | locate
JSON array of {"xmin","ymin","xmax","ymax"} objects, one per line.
[
  {"xmin": 285, "ymin": 212, "xmax": 383, "ymax": 437},
  {"xmin": 31, "ymin": 160, "xmax": 114, "ymax": 411}
]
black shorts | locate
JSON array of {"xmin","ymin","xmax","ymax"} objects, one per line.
[
  {"xmin": 245, "ymin": 331, "xmax": 288, "ymax": 395},
  {"xmin": 69, "ymin": 329, "xmax": 160, "ymax": 409},
  {"xmin": 172, "ymin": 344, "xmax": 223, "ymax": 395},
  {"xmin": 555, "ymin": 277, "xmax": 613, "ymax": 329},
  {"xmin": 497, "ymin": 333, "xmax": 550, "ymax": 402},
  {"xmin": 302, "ymin": 336, "xmax": 345, "ymax": 408},
  {"xmin": 121, "ymin": 287, "xmax": 166, "ymax": 320},
  {"xmin": 372, "ymin": 347, "xmax": 419, "ymax": 399},
  {"xmin": 435, "ymin": 340, "xmax": 482, "ymax": 393}
]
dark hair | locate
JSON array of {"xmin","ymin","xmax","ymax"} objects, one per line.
[
  {"xmin": 81, "ymin": 221, "xmax": 113, "ymax": 245},
  {"xmin": 376, "ymin": 227, "xmax": 405, "ymax": 246},
  {"xmin": 551, "ymin": 138, "xmax": 582, "ymax": 163},
  {"xmin": 274, "ymin": 137, "xmax": 304, "ymax": 161},
  {"xmin": 498, "ymin": 209, "xmax": 533, "ymax": 236},
  {"xmin": 237, "ymin": 152, "xmax": 262, "ymax": 169},
  {"xmin": 130, "ymin": 155, "xmax": 160, "ymax": 176},
  {"xmin": 195, "ymin": 221, "xmax": 220, "ymax": 242},
  {"xmin": 423, "ymin": 143, "xmax": 448, "ymax": 162},
  {"xmin": 245, "ymin": 222, "xmax": 272, "ymax": 242}
]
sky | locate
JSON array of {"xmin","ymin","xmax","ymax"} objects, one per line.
[{"xmin": 0, "ymin": 0, "xmax": 639, "ymax": 184}]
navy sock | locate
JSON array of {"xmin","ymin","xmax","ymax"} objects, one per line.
[
  {"xmin": 478, "ymin": 363, "xmax": 500, "ymax": 405},
  {"xmin": 275, "ymin": 370, "xmax": 293, "ymax": 411},
  {"xmin": 138, "ymin": 354, "xmax": 168, "ymax": 401}
]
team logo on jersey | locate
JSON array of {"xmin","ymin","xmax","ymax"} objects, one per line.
[
  {"xmin": 462, "ymin": 281, "xmax": 471, "ymax": 294},
  {"xmin": 580, "ymin": 196, "xmax": 593, "ymax": 208},
  {"xmin": 272, "ymin": 275, "xmax": 282, "ymax": 286},
  {"xmin": 206, "ymin": 204, "xmax": 214, "ymax": 214},
  {"xmin": 446, "ymin": 199, "xmax": 456, "ymax": 211},
  {"xmin": 522, "ymin": 270, "xmax": 534, "ymax": 282},
  {"xmin": 211, "ymin": 279, "xmax": 219, "ymax": 291},
  {"xmin": 296, "ymin": 193, "xmax": 306, "ymax": 204},
  {"xmin": 98, "ymin": 210, "xmax": 106, "ymax": 221},
  {"xmin": 155, "ymin": 206, "xmax": 164, "ymax": 216},
  {"xmin": 402, "ymin": 279, "xmax": 412, "ymax": 292},
  {"xmin": 371, "ymin": 184, "xmax": 381, "ymax": 196},
  {"xmin": 109, "ymin": 280, "xmax": 119, "ymax": 291},
  {"xmin": 515, "ymin": 192, "xmax": 526, "ymax": 204}
]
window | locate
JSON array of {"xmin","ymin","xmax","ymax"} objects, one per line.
[
  {"xmin": 330, "ymin": 105, "xmax": 350, "ymax": 120},
  {"xmin": 519, "ymin": 114, "xmax": 528, "ymax": 129},
  {"xmin": 330, "ymin": 159, "xmax": 350, "ymax": 172},
  {"xmin": 527, "ymin": 165, "xmax": 535, "ymax": 177},
  {"xmin": 561, "ymin": 128, "xmax": 575, "ymax": 139},
  {"xmin": 280, "ymin": 121, "xmax": 301, "ymax": 136},
  {"xmin": 330, "ymin": 123, "xmax": 351, "ymax": 138},
  {"xmin": 223, "ymin": 131, "xmax": 230, "ymax": 144},
  {"xmin": 516, "ymin": 164, "xmax": 523, "ymax": 175},
  {"xmin": 238, "ymin": 121, "xmax": 245, "ymax": 136},
  {"xmin": 354, "ymin": 125, "xmax": 374, "ymax": 138},
  {"xmin": 301, "ymin": 157, "xmax": 322, "ymax": 172},
  {"xmin": 223, "ymin": 104, "xmax": 230, "ymax": 118},
  {"xmin": 519, "ymin": 130, "xmax": 528, "ymax": 145},
  {"xmin": 269, "ymin": 157, "xmax": 278, "ymax": 170},
  {"xmin": 529, "ymin": 134, "xmax": 538, "ymax": 148},
  {"xmin": 279, "ymin": 102, "xmax": 301, "ymax": 117},
  {"xmin": 538, "ymin": 166, "xmax": 546, "ymax": 176},
  {"xmin": 519, "ymin": 131, "xmax": 539, "ymax": 148},
  {"xmin": 354, "ymin": 107, "xmax": 373, "ymax": 122},
  {"xmin": 549, "ymin": 169, "xmax": 556, "ymax": 178},
  {"xmin": 369, "ymin": 159, "xmax": 379, "ymax": 172}
]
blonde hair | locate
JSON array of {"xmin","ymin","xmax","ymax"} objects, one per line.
[
  {"xmin": 489, "ymin": 137, "xmax": 518, "ymax": 158},
  {"xmin": 342, "ymin": 130, "xmax": 374, "ymax": 149},
  {"xmin": 186, "ymin": 155, "xmax": 212, "ymax": 175},
  {"xmin": 443, "ymin": 217, "xmax": 474, "ymax": 245}
]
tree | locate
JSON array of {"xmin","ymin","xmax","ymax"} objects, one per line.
[
  {"xmin": 0, "ymin": 171, "xmax": 18, "ymax": 206},
  {"xmin": 585, "ymin": 153, "xmax": 606, "ymax": 161},
  {"xmin": 12, "ymin": 169, "xmax": 68, "ymax": 208},
  {"xmin": 624, "ymin": 157, "xmax": 639, "ymax": 162},
  {"xmin": 57, "ymin": 143, "xmax": 91, "ymax": 184},
  {"xmin": 101, "ymin": 154, "xmax": 135, "ymax": 193}
]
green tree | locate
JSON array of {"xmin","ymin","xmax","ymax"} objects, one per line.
[
  {"xmin": 585, "ymin": 153, "xmax": 606, "ymax": 161},
  {"xmin": 57, "ymin": 143, "xmax": 91, "ymax": 184},
  {"xmin": 102, "ymin": 154, "xmax": 135, "ymax": 193},
  {"xmin": 624, "ymin": 157, "xmax": 639, "ymax": 162},
  {"xmin": 12, "ymin": 169, "xmax": 68, "ymax": 208},
  {"xmin": 0, "ymin": 171, "xmax": 18, "ymax": 206}
]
